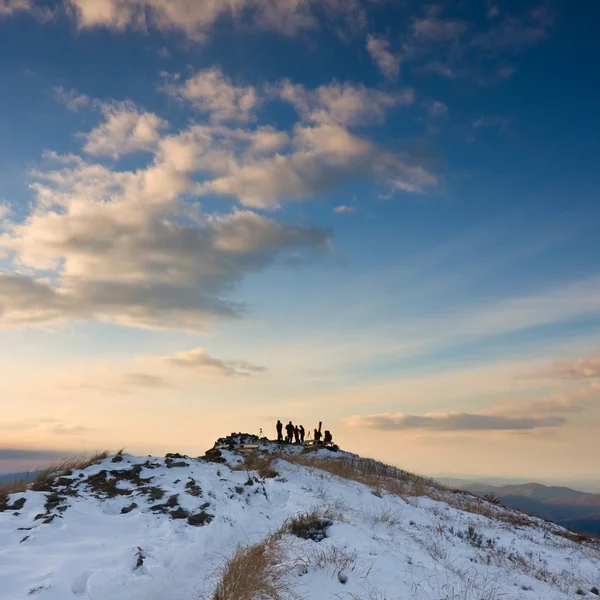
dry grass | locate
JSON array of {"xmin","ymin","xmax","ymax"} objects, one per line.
[
  {"xmin": 282, "ymin": 454, "xmax": 544, "ymax": 533},
  {"xmin": 209, "ymin": 535, "xmax": 290, "ymax": 600},
  {"xmin": 232, "ymin": 451, "xmax": 279, "ymax": 479},
  {"xmin": 30, "ymin": 451, "xmax": 110, "ymax": 491},
  {"xmin": 1, "ymin": 451, "xmax": 112, "ymax": 503},
  {"xmin": 279, "ymin": 508, "xmax": 334, "ymax": 542},
  {"xmin": 283, "ymin": 454, "xmax": 443, "ymax": 499}
]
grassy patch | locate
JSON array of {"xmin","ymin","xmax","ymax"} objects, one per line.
[
  {"xmin": 232, "ymin": 452, "xmax": 279, "ymax": 479},
  {"xmin": 280, "ymin": 508, "xmax": 333, "ymax": 542},
  {"xmin": 208, "ymin": 535, "xmax": 289, "ymax": 600}
]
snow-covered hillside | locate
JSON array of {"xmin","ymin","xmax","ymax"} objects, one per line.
[{"xmin": 1, "ymin": 437, "xmax": 599, "ymax": 600}]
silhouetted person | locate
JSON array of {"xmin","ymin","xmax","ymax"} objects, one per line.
[
  {"xmin": 293, "ymin": 426, "xmax": 300, "ymax": 444},
  {"xmin": 299, "ymin": 425, "xmax": 305, "ymax": 443},
  {"xmin": 314, "ymin": 428, "xmax": 322, "ymax": 444},
  {"xmin": 323, "ymin": 430, "xmax": 332, "ymax": 445},
  {"xmin": 276, "ymin": 420, "xmax": 283, "ymax": 442},
  {"xmin": 285, "ymin": 421, "xmax": 294, "ymax": 443}
]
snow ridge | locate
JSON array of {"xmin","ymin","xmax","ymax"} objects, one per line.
[{"xmin": 1, "ymin": 438, "xmax": 599, "ymax": 600}]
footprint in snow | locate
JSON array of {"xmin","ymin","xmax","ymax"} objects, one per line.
[{"xmin": 71, "ymin": 570, "xmax": 92, "ymax": 596}]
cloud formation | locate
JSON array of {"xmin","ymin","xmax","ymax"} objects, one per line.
[
  {"xmin": 524, "ymin": 357, "xmax": 600, "ymax": 380},
  {"xmin": 345, "ymin": 412, "xmax": 566, "ymax": 431},
  {"xmin": 165, "ymin": 68, "xmax": 258, "ymax": 123},
  {"xmin": 346, "ymin": 383, "xmax": 600, "ymax": 434},
  {"xmin": 53, "ymin": 86, "xmax": 91, "ymax": 112},
  {"xmin": 62, "ymin": 0, "xmax": 368, "ymax": 40},
  {"xmin": 0, "ymin": 418, "xmax": 89, "ymax": 435},
  {"xmin": 83, "ymin": 101, "xmax": 168, "ymax": 158},
  {"xmin": 366, "ymin": 34, "xmax": 401, "ymax": 80},
  {"xmin": 0, "ymin": 67, "xmax": 439, "ymax": 331},
  {"xmin": 146, "ymin": 347, "xmax": 266, "ymax": 377}
]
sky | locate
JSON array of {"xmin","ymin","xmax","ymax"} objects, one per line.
[{"xmin": 1, "ymin": 0, "xmax": 599, "ymax": 481}]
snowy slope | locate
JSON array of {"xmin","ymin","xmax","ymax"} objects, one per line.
[{"xmin": 1, "ymin": 440, "xmax": 599, "ymax": 600}]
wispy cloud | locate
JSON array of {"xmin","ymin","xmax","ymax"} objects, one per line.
[
  {"xmin": 62, "ymin": 0, "xmax": 369, "ymax": 41},
  {"xmin": 0, "ymin": 418, "xmax": 89, "ymax": 435},
  {"xmin": 524, "ymin": 357, "xmax": 600, "ymax": 380},
  {"xmin": 333, "ymin": 205, "xmax": 355, "ymax": 215},
  {"xmin": 366, "ymin": 34, "xmax": 401, "ymax": 80},
  {"xmin": 53, "ymin": 86, "xmax": 91, "ymax": 112},
  {"xmin": 143, "ymin": 347, "xmax": 266, "ymax": 377},
  {"xmin": 473, "ymin": 5, "xmax": 554, "ymax": 51},
  {"xmin": 163, "ymin": 68, "xmax": 259, "ymax": 123},
  {"xmin": 345, "ymin": 412, "xmax": 566, "ymax": 431}
]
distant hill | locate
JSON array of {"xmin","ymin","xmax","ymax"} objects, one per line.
[
  {"xmin": 437, "ymin": 478, "xmax": 600, "ymax": 535},
  {"xmin": 0, "ymin": 471, "xmax": 38, "ymax": 485}
]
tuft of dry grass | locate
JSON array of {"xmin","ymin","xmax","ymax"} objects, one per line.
[
  {"xmin": 232, "ymin": 451, "xmax": 279, "ymax": 479},
  {"xmin": 31, "ymin": 451, "xmax": 110, "ymax": 492},
  {"xmin": 279, "ymin": 508, "xmax": 334, "ymax": 542},
  {"xmin": 209, "ymin": 535, "xmax": 290, "ymax": 600}
]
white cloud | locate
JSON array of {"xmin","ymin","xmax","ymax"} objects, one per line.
[
  {"xmin": 165, "ymin": 68, "xmax": 259, "ymax": 123},
  {"xmin": 64, "ymin": 0, "xmax": 367, "ymax": 40},
  {"xmin": 0, "ymin": 145, "xmax": 330, "ymax": 331},
  {"xmin": 366, "ymin": 34, "xmax": 401, "ymax": 80},
  {"xmin": 144, "ymin": 347, "xmax": 266, "ymax": 377},
  {"xmin": 53, "ymin": 86, "xmax": 91, "ymax": 112},
  {"xmin": 279, "ymin": 80, "xmax": 413, "ymax": 126},
  {"xmin": 334, "ymin": 205, "xmax": 355, "ymax": 215},
  {"xmin": 83, "ymin": 101, "xmax": 169, "ymax": 158}
]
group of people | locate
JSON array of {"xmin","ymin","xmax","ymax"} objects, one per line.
[{"xmin": 275, "ymin": 420, "xmax": 333, "ymax": 445}]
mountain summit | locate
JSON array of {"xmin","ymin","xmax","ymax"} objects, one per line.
[{"xmin": 1, "ymin": 435, "xmax": 599, "ymax": 600}]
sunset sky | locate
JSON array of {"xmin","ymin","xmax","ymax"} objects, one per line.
[{"xmin": 1, "ymin": 0, "xmax": 599, "ymax": 481}]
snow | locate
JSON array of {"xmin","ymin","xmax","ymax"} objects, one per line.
[{"xmin": 1, "ymin": 441, "xmax": 599, "ymax": 600}]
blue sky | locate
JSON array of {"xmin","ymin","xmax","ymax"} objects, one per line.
[{"xmin": 1, "ymin": 0, "xmax": 600, "ymax": 480}]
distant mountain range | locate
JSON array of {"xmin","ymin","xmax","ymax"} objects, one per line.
[
  {"xmin": 0, "ymin": 471, "xmax": 38, "ymax": 485},
  {"xmin": 437, "ymin": 478, "xmax": 600, "ymax": 535}
]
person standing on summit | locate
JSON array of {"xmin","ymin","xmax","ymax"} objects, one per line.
[
  {"xmin": 299, "ymin": 425, "xmax": 305, "ymax": 443},
  {"xmin": 285, "ymin": 421, "xmax": 294, "ymax": 443},
  {"xmin": 276, "ymin": 420, "xmax": 283, "ymax": 442}
]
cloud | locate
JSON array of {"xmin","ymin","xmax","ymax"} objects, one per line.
[
  {"xmin": 164, "ymin": 68, "xmax": 259, "ymax": 123},
  {"xmin": 145, "ymin": 347, "xmax": 266, "ymax": 377},
  {"xmin": 53, "ymin": 86, "xmax": 91, "ymax": 112},
  {"xmin": 0, "ymin": 0, "xmax": 52, "ymax": 20},
  {"xmin": 49, "ymin": 423, "xmax": 90, "ymax": 435},
  {"xmin": 472, "ymin": 115, "xmax": 510, "ymax": 132},
  {"xmin": 472, "ymin": 6, "xmax": 554, "ymax": 51},
  {"xmin": 366, "ymin": 34, "xmax": 401, "ymax": 80},
  {"xmin": 424, "ymin": 99, "xmax": 448, "ymax": 118},
  {"xmin": 64, "ymin": 0, "xmax": 367, "ymax": 41},
  {"xmin": 333, "ymin": 205, "xmax": 355, "ymax": 215},
  {"xmin": 0, "ymin": 201, "xmax": 11, "ymax": 219},
  {"xmin": 83, "ymin": 101, "xmax": 168, "ymax": 158},
  {"xmin": 120, "ymin": 372, "xmax": 173, "ymax": 388},
  {"xmin": 279, "ymin": 80, "xmax": 413, "ymax": 126},
  {"xmin": 524, "ymin": 357, "xmax": 600, "ymax": 380},
  {"xmin": 411, "ymin": 16, "xmax": 468, "ymax": 41},
  {"xmin": 345, "ymin": 412, "xmax": 566, "ymax": 431},
  {"xmin": 0, "ymin": 71, "xmax": 439, "ymax": 330},
  {"xmin": 0, "ymin": 418, "xmax": 88, "ymax": 435}
]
